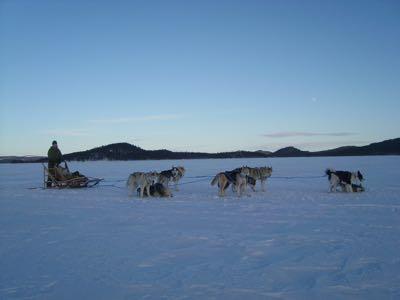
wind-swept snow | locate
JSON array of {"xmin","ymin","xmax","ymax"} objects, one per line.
[{"xmin": 1, "ymin": 156, "xmax": 399, "ymax": 299}]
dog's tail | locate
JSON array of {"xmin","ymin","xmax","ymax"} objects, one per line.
[{"xmin": 211, "ymin": 174, "xmax": 219, "ymax": 186}]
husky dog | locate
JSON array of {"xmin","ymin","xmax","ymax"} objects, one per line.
[
  {"xmin": 157, "ymin": 167, "xmax": 179, "ymax": 187},
  {"xmin": 127, "ymin": 171, "xmax": 158, "ymax": 197},
  {"xmin": 325, "ymin": 169, "xmax": 364, "ymax": 193},
  {"xmin": 171, "ymin": 166, "xmax": 186, "ymax": 191},
  {"xmin": 248, "ymin": 166, "xmax": 273, "ymax": 191},
  {"xmin": 211, "ymin": 166, "xmax": 250, "ymax": 197},
  {"xmin": 137, "ymin": 183, "xmax": 172, "ymax": 197}
]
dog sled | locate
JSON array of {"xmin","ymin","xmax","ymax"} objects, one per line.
[{"xmin": 43, "ymin": 162, "xmax": 103, "ymax": 189}]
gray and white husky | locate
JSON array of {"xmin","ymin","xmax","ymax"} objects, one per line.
[
  {"xmin": 127, "ymin": 171, "xmax": 159, "ymax": 198},
  {"xmin": 157, "ymin": 166, "xmax": 186, "ymax": 190},
  {"xmin": 247, "ymin": 166, "xmax": 273, "ymax": 191},
  {"xmin": 171, "ymin": 166, "xmax": 185, "ymax": 191}
]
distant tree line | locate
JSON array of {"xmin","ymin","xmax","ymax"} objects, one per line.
[{"xmin": 1, "ymin": 138, "xmax": 399, "ymax": 163}]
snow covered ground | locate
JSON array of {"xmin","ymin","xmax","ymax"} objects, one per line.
[{"xmin": 1, "ymin": 156, "xmax": 400, "ymax": 300}]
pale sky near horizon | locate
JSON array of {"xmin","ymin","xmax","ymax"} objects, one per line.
[{"xmin": 1, "ymin": 0, "xmax": 399, "ymax": 156}]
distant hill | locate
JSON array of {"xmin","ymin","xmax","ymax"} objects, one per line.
[
  {"xmin": 1, "ymin": 138, "xmax": 399, "ymax": 163},
  {"xmin": 269, "ymin": 138, "xmax": 400, "ymax": 157},
  {"xmin": 56, "ymin": 143, "xmax": 269, "ymax": 161},
  {"xmin": 271, "ymin": 146, "xmax": 311, "ymax": 157},
  {"xmin": 312, "ymin": 138, "xmax": 400, "ymax": 156},
  {"xmin": 255, "ymin": 150, "xmax": 272, "ymax": 155}
]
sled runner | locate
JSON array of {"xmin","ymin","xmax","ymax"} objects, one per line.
[{"xmin": 43, "ymin": 162, "xmax": 103, "ymax": 189}]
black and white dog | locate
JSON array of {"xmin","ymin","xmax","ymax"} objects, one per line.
[
  {"xmin": 157, "ymin": 167, "xmax": 179, "ymax": 187},
  {"xmin": 325, "ymin": 169, "xmax": 364, "ymax": 193}
]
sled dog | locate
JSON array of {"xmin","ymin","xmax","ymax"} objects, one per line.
[
  {"xmin": 137, "ymin": 183, "xmax": 172, "ymax": 197},
  {"xmin": 247, "ymin": 166, "xmax": 273, "ymax": 191},
  {"xmin": 157, "ymin": 167, "xmax": 179, "ymax": 187},
  {"xmin": 210, "ymin": 166, "xmax": 250, "ymax": 197},
  {"xmin": 127, "ymin": 171, "xmax": 158, "ymax": 197},
  {"xmin": 171, "ymin": 166, "xmax": 185, "ymax": 191},
  {"xmin": 325, "ymin": 169, "xmax": 364, "ymax": 193}
]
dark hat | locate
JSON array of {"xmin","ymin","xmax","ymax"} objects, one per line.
[{"xmin": 52, "ymin": 140, "xmax": 58, "ymax": 145}]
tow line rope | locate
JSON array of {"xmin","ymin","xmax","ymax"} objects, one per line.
[
  {"xmin": 97, "ymin": 177, "xmax": 211, "ymax": 190},
  {"xmin": 97, "ymin": 175, "xmax": 326, "ymax": 190},
  {"xmin": 27, "ymin": 174, "xmax": 326, "ymax": 190},
  {"xmin": 271, "ymin": 175, "xmax": 326, "ymax": 180}
]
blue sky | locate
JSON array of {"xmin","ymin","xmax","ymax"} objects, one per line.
[{"xmin": 1, "ymin": 0, "xmax": 399, "ymax": 156}]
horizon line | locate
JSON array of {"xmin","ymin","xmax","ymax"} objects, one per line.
[{"xmin": 1, "ymin": 137, "xmax": 398, "ymax": 157}]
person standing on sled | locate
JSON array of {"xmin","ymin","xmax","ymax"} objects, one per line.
[{"xmin": 47, "ymin": 140, "xmax": 63, "ymax": 187}]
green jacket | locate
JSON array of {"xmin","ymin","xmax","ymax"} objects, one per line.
[{"xmin": 48, "ymin": 146, "xmax": 63, "ymax": 165}]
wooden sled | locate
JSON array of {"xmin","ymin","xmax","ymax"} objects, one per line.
[{"xmin": 43, "ymin": 162, "xmax": 103, "ymax": 189}]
